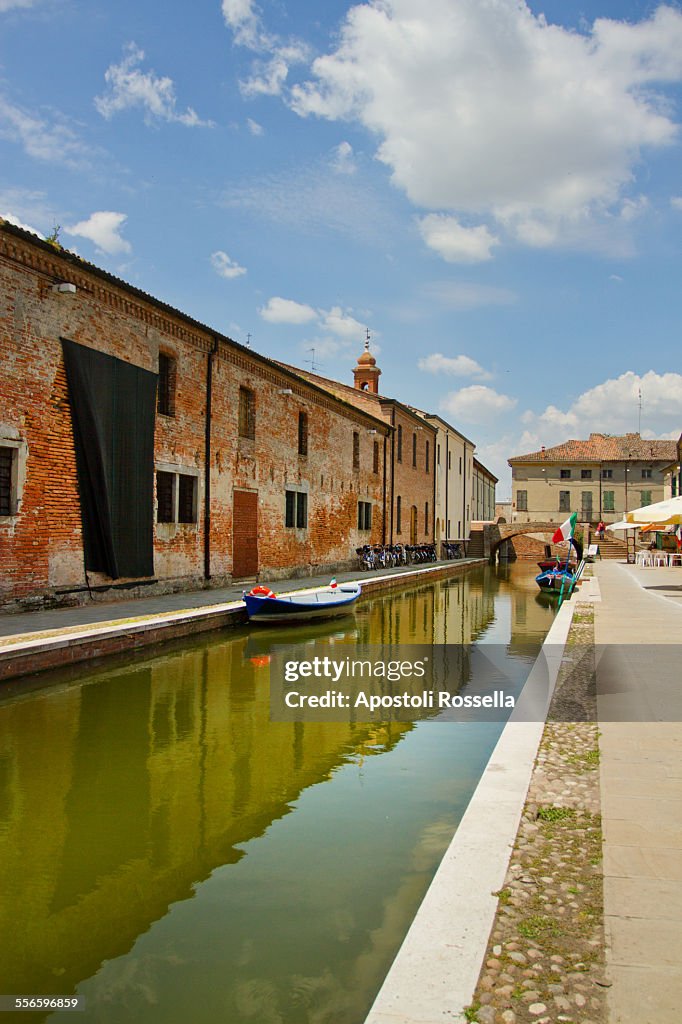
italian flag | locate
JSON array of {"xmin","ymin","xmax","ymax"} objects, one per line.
[{"xmin": 552, "ymin": 512, "xmax": 577, "ymax": 545}]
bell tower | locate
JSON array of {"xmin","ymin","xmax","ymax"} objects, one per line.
[{"xmin": 352, "ymin": 330, "xmax": 381, "ymax": 394}]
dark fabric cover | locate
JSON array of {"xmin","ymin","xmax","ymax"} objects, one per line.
[{"xmin": 61, "ymin": 338, "xmax": 157, "ymax": 580}]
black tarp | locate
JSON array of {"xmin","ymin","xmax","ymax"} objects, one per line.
[{"xmin": 61, "ymin": 338, "xmax": 157, "ymax": 580}]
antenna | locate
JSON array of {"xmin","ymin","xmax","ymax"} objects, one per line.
[
  {"xmin": 305, "ymin": 347, "xmax": 321, "ymax": 373},
  {"xmin": 638, "ymin": 387, "xmax": 642, "ymax": 435}
]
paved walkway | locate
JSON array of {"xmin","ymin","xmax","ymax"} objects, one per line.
[
  {"xmin": 593, "ymin": 560, "xmax": 682, "ymax": 1024},
  {"xmin": 0, "ymin": 559, "xmax": 477, "ymax": 641}
]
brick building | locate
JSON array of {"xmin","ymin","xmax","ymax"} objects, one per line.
[
  {"xmin": 282, "ymin": 341, "xmax": 438, "ymax": 545},
  {"xmin": 0, "ymin": 222, "xmax": 390, "ymax": 608},
  {"xmin": 509, "ymin": 433, "xmax": 678, "ymax": 524}
]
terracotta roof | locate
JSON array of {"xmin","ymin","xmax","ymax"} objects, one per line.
[{"xmin": 509, "ymin": 433, "xmax": 678, "ymax": 465}]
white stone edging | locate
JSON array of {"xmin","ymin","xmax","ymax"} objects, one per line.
[{"xmin": 364, "ymin": 598, "xmax": 575, "ymax": 1024}]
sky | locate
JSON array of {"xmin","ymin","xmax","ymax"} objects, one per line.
[{"xmin": 2, "ymin": 0, "xmax": 682, "ymax": 497}]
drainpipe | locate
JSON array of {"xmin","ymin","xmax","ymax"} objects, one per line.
[
  {"xmin": 444, "ymin": 433, "xmax": 449, "ymax": 546},
  {"xmin": 204, "ymin": 337, "xmax": 218, "ymax": 580},
  {"xmin": 432, "ymin": 427, "xmax": 436, "ymax": 542},
  {"xmin": 382, "ymin": 431, "xmax": 388, "ymax": 545},
  {"xmin": 390, "ymin": 407, "xmax": 395, "ymax": 544},
  {"xmin": 463, "ymin": 444, "xmax": 468, "ymax": 548}
]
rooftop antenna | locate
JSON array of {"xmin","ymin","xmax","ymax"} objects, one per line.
[
  {"xmin": 305, "ymin": 347, "xmax": 321, "ymax": 373},
  {"xmin": 638, "ymin": 386, "xmax": 642, "ymax": 435}
]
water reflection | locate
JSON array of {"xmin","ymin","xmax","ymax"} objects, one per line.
[{"xmin": 0, "ymin": 563, "xmax": 553, "ymax": 1024}]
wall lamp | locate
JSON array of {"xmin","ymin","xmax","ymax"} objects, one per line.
[
  {"xmin": 278, "ymin": 388, "xmax": 293, "ymax": 396},
  {"xmin": 51, "ymin": 282, "xmax": 77, "ymax": 295}
]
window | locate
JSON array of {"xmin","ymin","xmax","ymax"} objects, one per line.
[
  {"xmin": 397, "ymin": 425, "xmax": 402, "ymax": 463},
  {"xmin": 582, "ymin": 491, "xmax": 593, "ymax": 516},
  {"xmin": 178, "ymin": 474, "xmax": 196, "ymax": 523},
  {"xmin": 285, "ymin": 490, "xmax": 307, "ymax": 528},
  {"xmin": 352, "ymin": 431, "xmax": 360, "ymax": 469},
  {"xmin": 157, "ymin": 353, "xmax": 176, "ymax": 417},
  {"xmin": 358, "ymin": 501, "xmax": 372, "ymax": 530},
  {"xmin": 560, "ymin": 469, "xmax": 571, "ymax": 479},
  {"xmin": 641, "ymin": 468, "xmax": 652, "ymax": 479},
  {"xmin": 373, "ymin": 441, "xmax": 379, "ymax": 474},
  {"xmin": 581, "ymin": 469, "xmax": 592, "ymax": 479},
  {"xmin": 425, "ymin": 501, "xmax": 429, "ymax": 532},
  {"xmin": 238, "ymin": 387, "xmax": 255, "ymax": 439},
  {"xmin": 437, "ymin": 444, "xmax": 440, "ymax": 465},
  {"xmin": 603, "ymin": 491, "xmax": 615, "ymax": 512},
  {"xmin": 425, "ymin": 441, "xmax": 430, "ymax": 472},
  {"xmin": 396, "ymin": 495, "xmax": 402, "ymax": 534},
  {"xmin": 559, "ymin": 490, "xmax": 571, "ymax": 512},
  {"xmin": 156, "ymin": 470, "xmax": 197, "ymax": 524},
  {"xmin": 412, "ymin": 432, "xmax": 417, "ymax": 467},
  {"xmin": 0, "ymin": 446, "xmax": 16, "ymax": 516},
  {"xmin": 602, "ymin": 468, "xmax": 613, "ymax": 479},
  {"xmin": 516, "ymin": 489, "xmax": 528, "ymax": 512},
  {"xmin": 298, "ymin": 412, "xmax": 308, "ymax": 456},
  {"xmin": 640, "ymin": 490, "xmax": 652, "ymax": 507}
]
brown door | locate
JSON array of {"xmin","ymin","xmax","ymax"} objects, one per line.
[
  {"xmin": 233, "ymin": 490, "xmax": 258, "ymax": 577},
  {"xmin": 410, "ymin": 505, "xmax": 418, "ymax": 544}
]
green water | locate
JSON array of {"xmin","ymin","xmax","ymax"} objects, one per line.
[{"xmin": 0, "ymin": 564, "xmax": 554, "ymax": 1024}]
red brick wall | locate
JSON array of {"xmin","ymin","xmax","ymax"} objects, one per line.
[
  {"xmin": 0, "ymin": 228, "xmax": 388, "ymax": 605},
  {"xmin": 389, "ymin": 408, "xmax": 436, "ymax": 544}
]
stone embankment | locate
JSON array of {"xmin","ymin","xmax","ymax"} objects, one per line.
[{"xmin": 465, "ymin": 602, "xmax": 608, "ymax": 1024}]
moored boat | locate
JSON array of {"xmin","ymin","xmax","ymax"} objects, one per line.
[{"xmin": 243, "ymin": 581, "xmax": 361, "ymax": 624}]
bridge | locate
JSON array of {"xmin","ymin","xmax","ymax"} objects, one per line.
[{"xmin": 473, "ymin": 520, "xmax": 586, "ymax": 560}]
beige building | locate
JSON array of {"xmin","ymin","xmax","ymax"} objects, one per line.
[
  {"xmin": 508, "ymin": 433, "xmax": 678, "ymax": 524},
  {"xmin": 472, "ymin": 458, "xmax": 498, "ymax": 522},
  {"xmin": 411, "ymin": 413, "xmax": 476, "ymax": 547},
  {"xmin": 662, "ymin": 433, "xmax": 682, "ymax": 499}
]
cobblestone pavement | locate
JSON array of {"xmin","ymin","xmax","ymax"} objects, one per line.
[{"xmin": 465, "ymin": 603, "xmax": 608, "ymax": 1024}]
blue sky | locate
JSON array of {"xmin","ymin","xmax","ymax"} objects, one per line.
[{"xmin": 2, "ymin": 0, "xmax": 682, "ymax": 496}]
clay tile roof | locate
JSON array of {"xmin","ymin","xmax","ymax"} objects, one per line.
[{"xmin": 508, "ymin": 432, "xmax": 678, "ymax": 465}]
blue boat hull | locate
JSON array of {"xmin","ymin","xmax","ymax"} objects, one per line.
[{"xmin": 244, "ymin": 584, "xmax": 361, "ymax": 623}]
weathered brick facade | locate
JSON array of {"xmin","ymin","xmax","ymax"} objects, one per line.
[{"xmin": 0, "ymin": 223, "xmax": 389, "ymax": 608}]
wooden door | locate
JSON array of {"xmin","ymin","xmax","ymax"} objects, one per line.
[
  {"xmin": 233, "ymin": 490, "xmax": 259, "ymax": 577},
  {"xmin": 410, "ymin": 505, "xmax": 418, "ymax": 545}
]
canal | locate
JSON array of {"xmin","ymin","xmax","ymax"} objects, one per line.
[{"xmin": 0, "ymin": 563, "xmax": 554, "ymax": 1024}]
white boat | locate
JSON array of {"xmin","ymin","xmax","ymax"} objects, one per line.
[{"xmin": 243, "ymin": 581, "xmax": 361, "ymax": 624}]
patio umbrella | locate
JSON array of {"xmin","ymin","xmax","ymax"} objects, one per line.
[
  {"xmin": 605, "ymin": 520, "xmax": 640, "ymax": 531},
  {"xmin": 625, "ymin": 495, "xmax": 682, "ymax": 526}
]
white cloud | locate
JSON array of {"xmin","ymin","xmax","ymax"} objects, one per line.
[
  {"xmin": 671, "ymin": 196, "xmax": 682, "ymax": 211},
  {"xmin": 418, "ymin": 353, "xmax": 492, "ymax": 380},
  {"xmin": 521, "ymin": 370, "xmax": 682, "ymax": 447},
  {"xmin": 1, "ymin": 210, "xmax": 42, "ymax": 235},
  {"xmin": 441, "ymin": 385, "xmax": 517, "ymax": 424},
  {"xmin": 0, "ymin": 94, "xmax": 93, "ymax": 167},
  {"xmin": 320, "ymin": 306, "xmax": 365, "ymax": 339},
  {"xmin": 221, "ymin": 0, "xmax": 265, "ymax": 49},
  {"xmin": 64, "ymin": 211, "xmax": 131, "ymax": 255},
  {"xmin": 211, "ymin": 250, "xmax": 247, "ymax": 279},
  {"xmin": 246, "ymin": 118, "xmax": 263, "ymax": 136},
  {"xmin": 417, "ymin": 214, "xmax": 499, "ymax": 263},
  {"xmin": 286, "ymin": 1, "xmax": 682, "ymax": 253},
  {"xmin": 331, "ymin": 141, "xmax": 357, "ymax": 175},
  {"xmin": 259, "ymin": 297, "xmax": 318, "ymax": 324},
  {"xmin": 0, "ymin": 0, "xmax": 42, "ymax": 9},
  {"xmin": 422, "ymin": 281, "xmax": 517, "ymax": 311},
  {"xmin": 95, "ymin": 43, "xmax": 213, "ymax": 127}
]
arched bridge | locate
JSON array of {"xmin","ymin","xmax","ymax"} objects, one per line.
[{"xmin": 476, "ymin": 521, "xmax": 585, "ymax": 560}]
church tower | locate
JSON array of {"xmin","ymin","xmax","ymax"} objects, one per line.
[{"xmin": 352, "ymin": 331, "xmax": 381, "ymax": 394}]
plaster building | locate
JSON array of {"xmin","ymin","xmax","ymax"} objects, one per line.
[
  {"xmin": 508, "ymin": 433, "xmax": 678, "ymax": 524},
  {"xmin": 662, "ymin": 433, "xmax": 682, "ymax": 499},
  {"xmin": 472, "ymin": 458, "xmax": 498, "ymax": 522},
  {"xmin": 0, "ymin": 221, "xmax": 390, "ymax": 608}
]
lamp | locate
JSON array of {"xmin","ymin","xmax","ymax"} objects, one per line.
[
  {"xmin": 278, "ymin": 388, "xmax": 293, "ymax": 396},
  {"xmin": 51, "ymin": 282, "xmax": 76, "ymax": 294}
]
